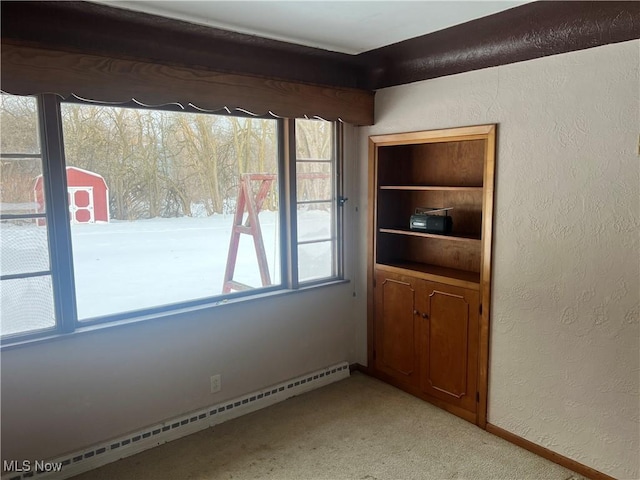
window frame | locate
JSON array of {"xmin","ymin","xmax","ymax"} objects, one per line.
[
  {"xmin": 0, "ymin": 94, "xmax": 345, "ymax": 346},
  {"xmin": 291, "ymin": 119, "xmax": 344, "ymax": 287}
]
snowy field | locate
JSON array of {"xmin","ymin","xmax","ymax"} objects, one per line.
[{"xmin": 1, "ymin": 210, "xmax": 332, "ymax": 336}]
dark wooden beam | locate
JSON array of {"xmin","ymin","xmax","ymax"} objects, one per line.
[
  {"xmin": 360, "ymin": 1, "xmax": 640, "ymax": 89},
  {"xmin": 1, "ymin": 44, "xmax": 374, "ymax": 125},
  {"xmin": 0, "ymin": 1, "xmax": 365, "ymax": 90}
]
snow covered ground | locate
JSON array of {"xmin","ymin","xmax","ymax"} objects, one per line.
[{"xmin": 1, "ymin": 210, "xmax": 333, "ymax": 336}]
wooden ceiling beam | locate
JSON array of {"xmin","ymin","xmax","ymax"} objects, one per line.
[{"xmin": 359, "ymin": 1, "xmax": 640, "ymax": 89}]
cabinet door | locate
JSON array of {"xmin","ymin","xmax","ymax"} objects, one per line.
[
  {"xmin": 420, "ymin": 281, "xmax": 479, "ymax": 413},
  {"xmin": 374, "ymin": 271, "xmax": 420, "ymax": 387}
]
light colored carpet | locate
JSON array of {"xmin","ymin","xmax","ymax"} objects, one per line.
[{"xmin": 72, "ymin": 372, "xmax": 584, "ymax": 480}]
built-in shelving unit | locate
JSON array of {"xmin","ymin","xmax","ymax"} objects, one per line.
[
  {"xmin": 367, "ymin": 124, "xmax": 496, "ymax": 427},
  {"xmin": 372, "ymin": 130, "xmax": 492, "ymax": 286}
]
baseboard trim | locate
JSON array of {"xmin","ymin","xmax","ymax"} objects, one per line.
[
  {"xmin": 2, "ymin": 362, "xmax": 350, "ymax": 480},
  {"xmin": 485, "ymin": 423, "xmax": 616, "ymax": 480}
]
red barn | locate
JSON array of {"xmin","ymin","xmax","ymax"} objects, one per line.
[{"xmin": 34, "ymin": 167, "xmax": 109, "ymax": 224}]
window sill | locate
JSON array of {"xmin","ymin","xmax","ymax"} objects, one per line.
[{"xmin": 0, "ymin": 279, "xmax": 351, "ymax": 351}]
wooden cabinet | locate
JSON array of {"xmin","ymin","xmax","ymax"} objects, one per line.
[
  {"xmin": 421, "ymin": 281, "xmax": 479, "ymax": 414},
  {"xmin": 367, "ymin": 125, "xmax": 495, "ymax": 426},
  {"xmin": 373, "ymin": 270, "xmax": 420, "ymax": 388}
]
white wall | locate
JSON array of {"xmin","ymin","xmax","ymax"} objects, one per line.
[
  {"xmin": 356, "ymin": 40, "xmax": 639, "ymax": 479},
  {"xmin": 0, "ymin": 126, "xmax": 361, "ymax": 462}
]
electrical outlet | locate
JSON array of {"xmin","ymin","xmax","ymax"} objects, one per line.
[{"xmin": 210, "ymin": 374, "xmax": 221, "ymax": 393}]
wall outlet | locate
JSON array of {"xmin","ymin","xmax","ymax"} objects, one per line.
[{"xmin": 210, "ymin": 374, "xmax": 221, "ymax": 393}]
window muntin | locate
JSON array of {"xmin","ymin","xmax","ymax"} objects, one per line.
[
  {"xmin": 0, "ymin": 94, "xmax": 55, "ymax": 337},
  {"xmin": 294, "ymin": 119, "xmax": 338, "ymax": 283},
  {"xmin": 0, "ymin": 94, "xmax": 344, "ymax": 343}
]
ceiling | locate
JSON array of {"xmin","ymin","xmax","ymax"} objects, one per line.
[{"xmin": 93, "ymin": 1, "xmax": 528, "ymax": 55}]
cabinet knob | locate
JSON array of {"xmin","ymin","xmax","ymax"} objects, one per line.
[
  {"xmin": 413, "ymin": 310, "xmax": 419, "ymax": 315},
  {"xmin": 422, "ymin": 313, "xmax": 429, "ymax": 319}
]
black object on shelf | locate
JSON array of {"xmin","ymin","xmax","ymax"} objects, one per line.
[{"xmin": 409, "ymin": 207, "xmax": 453, "ymax": 234}]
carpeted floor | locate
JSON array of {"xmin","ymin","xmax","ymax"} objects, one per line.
[{"xmin": 72, "ymin": 372, "xmax": 584, "ymax": 479}]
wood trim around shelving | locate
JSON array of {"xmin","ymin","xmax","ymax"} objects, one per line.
[
  {"xmin": 477, "ymin": 124, "xmax": 496, "ymax": 428},
  {"xmin": 486, "ymin": 424, "xmax": 616, "ymax": 480},
  {"xmin": 366, "ymin": 139, "xmax": 378, "ymax": 371},
  {"xmin": 369, "ymin": 125, "xmax": 495, "ymax": 147}
]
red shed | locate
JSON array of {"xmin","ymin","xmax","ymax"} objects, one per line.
[{"xmin": 34, "ymin": 167, "xmax": 109, "ymax": 224}]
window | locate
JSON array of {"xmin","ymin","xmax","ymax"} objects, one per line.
[
  {"xmin": 294, "ymin": 119, "xmax": 340, "ymax": 283},
  {"xmin": 0, "ymin": 94, "xmax": 344, "ymax": 342},
  {"xmin": 61, "ymin": 104, "xmax": 282, "ymax": 320},
  {"xmin": 0, "ymin": 95, "xmax": 56, "ymax": 337}
]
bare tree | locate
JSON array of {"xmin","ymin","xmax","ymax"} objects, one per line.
[
  {"xmin": 4, "ymin": 96, "xmax": 283, "ymax": 221},
  {"xmin": 295, "ymin": 120, "xmax": 333, "ymax": 208},
  {"xmin": 1, "ymin": 96, "xmax": 41, "ymax": 207}
]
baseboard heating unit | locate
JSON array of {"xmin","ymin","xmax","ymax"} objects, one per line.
[{"xmin": 2, "ymin": 362, "xmax": 350, "ymax": 480}]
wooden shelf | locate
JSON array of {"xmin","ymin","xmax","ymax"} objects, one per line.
[
  {"xmin": 379, "ymin": 185, "xmax": 483, "ymax": 192},
  {"xmin": 375, "ymin": 261, "xmax": 480, "ymax": 290},
  {"xmin": 379, "ymin": 227, "xmax": 481, "ymax": 243}
]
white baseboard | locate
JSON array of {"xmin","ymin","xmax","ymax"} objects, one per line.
[{"xmin": 2, "ymin": 362, "xmax": 350, "ymax": 480}]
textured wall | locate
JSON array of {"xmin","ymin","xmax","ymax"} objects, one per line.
[{"xmin": 356, "ymin": 40, "xmax": 639, "ymax": 479}]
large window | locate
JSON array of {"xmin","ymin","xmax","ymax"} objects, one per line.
[
  {"xmin": 0, "ymin": 94, "xmax": 344, "ymax": 342},
  {"xmin": 61, "ymin": 104, "xmax": 283, "ymax": 320}
]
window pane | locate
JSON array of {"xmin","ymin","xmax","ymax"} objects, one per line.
[
  {"xmin": 0, "ymin": 157, "xmax": 45, "ymax": 215},
  {"xmin": 298, "ymin": 241, "xmax": 333, "ymax": 283},
  {"xmin": 295, "ymin": 119, "xmax": 337, "ymax": 283},
  {"xmin": 297, "ymin": 203, "xmax": 333, "ymax": 243},
  {"xmin": 295, "ymin": 119, "xmax": 332, "ymax": 160},
  {"xmin": 61, "ymin": 104, "xmax": 281, "ymax": 319},
  {"xmin": 296, "ymin": 162, "xmax": 332, "ymax": 202},
  {"xmin": 0, "ymin": 94, "xmax": 54, "ymax": 339},
  {"xmin": 0, "ymin": 275, "xmax": 55, "ymax": 336},
  {"xmin": 0, "ymin": 94, "xmax": 40, "ymax": 155},
  {"xmin": 0, "ymin": 219, "xmax": 50, "ymax": 275}
]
